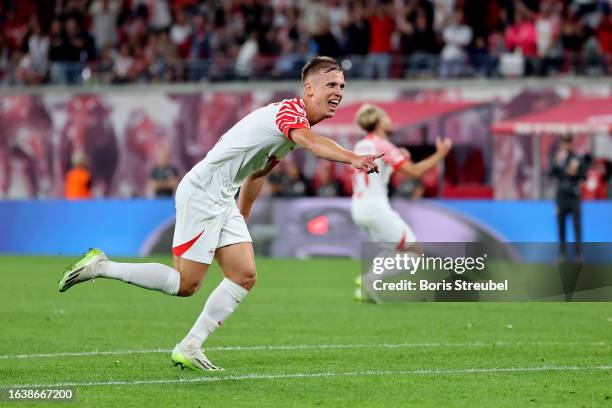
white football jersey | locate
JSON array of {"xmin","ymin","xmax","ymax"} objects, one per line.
[
  {"xmin": 351, "ymin": 135, "xmax": 407, "ymax": 203},
  {"xmin": 188, "ymin": 98, "xmax": 309, "ymax": 203}
]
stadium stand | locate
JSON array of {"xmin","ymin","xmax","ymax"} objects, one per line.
[{"xmin": 1, "ymin": 0, "xmax": 611, "ymax": 85}]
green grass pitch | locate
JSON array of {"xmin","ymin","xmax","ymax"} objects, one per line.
[{"xmin": 1, "ymin": 255, "xmax": 611, "ymax": 407}]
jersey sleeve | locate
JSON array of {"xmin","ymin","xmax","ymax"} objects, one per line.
[
  {"xmin": 275, "ymin": 99, "xmax": 310, "ymax": 140},
  {"xmin": 380, "ymin": 140, "xmax": 408, "ymax": 171}
]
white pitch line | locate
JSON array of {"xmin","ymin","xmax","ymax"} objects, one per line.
[
  {"xmin": 0, "ymin": 349, "xmax": 172, "ymax": 360},
  {"xmin": 0, "ymin": 341, "xmax": 608, "ymax": 360},
  {"xmin": 9, "ymin": 365, "xmax": 612, "ymax": 389}
]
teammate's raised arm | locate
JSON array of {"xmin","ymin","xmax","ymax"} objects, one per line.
[
  {"xmin": 290, "ymin": 127, "xmax": 382, "ymax": 174},
  {"xmin": 398, "ymin": 137, "xmax": 452, "ymax": 178}
]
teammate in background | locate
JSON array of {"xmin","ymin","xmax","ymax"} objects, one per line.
[
  {"xmin": 351, "ymin": 104, "xmax": 452, "ymax": 302},
  {"xmin": 64, "ymin": 152, "xmax": 92, "ymax": 200},
  {"xmin": 58, "ymin": 57, "xmax": 383, "ymax": 371}
]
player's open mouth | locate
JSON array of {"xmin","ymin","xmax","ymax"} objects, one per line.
[{"xmin": 328, "ymin": 99, "xmax": 340, "ymax": 109}]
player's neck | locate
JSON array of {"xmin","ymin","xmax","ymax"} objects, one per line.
[
  {"xmin": 369, "ymin": 131, "xmax": 387, "ymax": 139},
  {"xmin": 302, "ymin": 97, "xmax": 324, "ymax": 126},
  {"xmin": 307, "ymin": 114, "xmax": 323, "ymax": 126}
]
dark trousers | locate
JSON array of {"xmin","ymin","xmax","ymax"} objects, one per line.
[{"xmin": 557, "ymin": 199, "xmax": 582, "ymax": 255}]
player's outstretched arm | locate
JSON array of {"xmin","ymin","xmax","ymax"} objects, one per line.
[
  {"xmin": 290, "ymin": 128, "xmax": 382, "ymax": 173},
  {"xmin": 399, "ymin": 137, "xmax": 452, "ymax": 178},
  {"xmin": 237, "ymin": 157, "xmax": 279, "ymax": 221}
]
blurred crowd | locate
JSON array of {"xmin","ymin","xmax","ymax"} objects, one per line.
[
  {"xmin": 1, "ymin": 0, "xmax": 611, "ymax": 85},
  {"xmin": 266, "ymin": 159, "xmax": 425, "ymax": 199}
]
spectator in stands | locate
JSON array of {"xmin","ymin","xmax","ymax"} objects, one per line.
[
  {"xmin": 433, "ymin": 0, "xmax": 455, "ymax": 33},
  {"xmin": 130, "ymin": 43, "xmax": 150, "ymax": 82},
  {"xmin": 488, "ymin": 26, "xmax": 507, "ymax": 55},
  {"xmin": 89, "ymin": 0, "xmax": 121, "ymax": 51},
  {"xmin": 403, "ymin": 9, "xmax": 440, "ymax": 76},
  {"xmin": 560, "ymin": 9, "xmax": 587, "ymax": 73},
  {"xmin": 363, "ymin": 1, "xmax": 395, "ymax": 79},
  {"xmin": 235, "ymin": 32, "xmax": 259, "ymax": 79},
  {"xmin": 343, "ymin": 3, "xmax": 370, "ymax": 73},
  {"xmin": 505, "ymin": 10, "xmax": 537, "ymax": 75},
  {"xmin": 0, "ymin": 34, "xmax": 10, "ymax": 84},
  {"xmin": 0, "ymin": 0, "xmax": 610, "ymax": 84},
  {"xmin": 170, "ymin": 8, "xmax": 192, "ymax": 59},
  {"xmin": 439, "ymin": 9, "xmax": 473, "ymax": 78},
  {"xmin": 48, "ymin": 18, "xmax": 66, "ymax": 83},
  {"xmin": 241, "ymin": 0, "xmax": 267, "ymax": 36},
  {"xmin": 94, "ymin": 44, "xmax": 115, "ymax": 83},
  {"xmin": 582, "ymin": 10, "xmax": 612, "ymax": 75},
  {"xmin": 549, "ymin": 134, "xmax": 589, "ymax": 263},
  {"xmin": 266, "ymin": 162, "xmax": 286, "ymax": 197},
  {"xmin": 327, "ymin": 0, "xmax": 349, "ymax": 48},
  {"xmin": 188, "ymin": 14, "xmax": 210, "ymax": 80},
  {"xmin": 149, "ymin": 31, "xmax": 179, "ymax": 82},
  {"xmin": 571, "ymin": 0, "xmax": 603, "ymax": 30},
  {"xmin": 282, "ymin": 161, "xmax": 311, "ymax": 198},
  {"xmin": 65, "ymin": 152, "xmax": 92, "ymax": 200},
  {"xmin": 300, "ymin": 0, "xmax": 328, "ymax": 41},
  {"xmin": 133, "ymin": 0, "xmax": 172, "ymax": 32},
  {"xmin": 148, "ymin": 149, "xmax": 178, "ymax": 198},
  {"xmin": 112, "ymin": 43, "xmax": 134, "ymax": 83},
  {"xmin": 583, "ymin": 32, "xmax": 606, "ymax": 74},
  {"xmin": 311, "ymin": 19, "xmax": 341, "ymax": 57},
  {"xmin": 313, "ymin": 162, "xmax": 343, "ymax": 197},
  {"xmin": 3, "ymin": 9, "xmax": 29, "ymax": 51},
  {"xmin": 55, "ymin": 0, "xmax": 88, "ymax": 25},
  {"xmin": 597, "ymin": 11, "xmax": 612, "ymax": 59},
  {"xmin": 535, "ymin": 0, "xmax": 562, "ymax": 76},
  {"xmin": 469, "ymin": 35, "xmax": 497, "ymax": 77},
  {"xmin": 581, "ymin": 159, "xmax": 611, "ymax": 200},
  {"xmin": 50, "ymin": 17, "xmax": 95, "ymax": 84},
  {"xmin": 255, "ymin": 6, "xmax": 279, "ymax": 57},
  {"xmin": 21, "ymin": 20, "xmax": 49, "ymax": 84},
  {"xmin": 272, "ymin": 41, "xmax": 308, "ymax": 79},
  {"xmin": 119, "ymin": 14, "xmax": 148, "ymax": 57},
  {"xmin": 12, "ymin": 49, "xmax": 29, "ymax": 85}
]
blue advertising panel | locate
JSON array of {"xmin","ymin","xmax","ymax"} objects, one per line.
[{"xmin": 1, "ymin": 199, "xmax": 611, "ymax": 262}]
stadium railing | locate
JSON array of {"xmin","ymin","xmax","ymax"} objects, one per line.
[{"xmin": 2, "ymin": 53, "xmax": 610, "ymax": 87}]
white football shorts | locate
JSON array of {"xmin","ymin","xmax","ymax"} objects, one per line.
[
  {"xmin": 351, "ymin": 202, "xmax": 416, "ymax": 250},
  {"xmin": 172, "ymin": 174, "xmax": 252, "ymax": 264}
]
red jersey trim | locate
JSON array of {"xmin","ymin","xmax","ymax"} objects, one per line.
[
  {"xmin": 392, "ymin": 158, "xmax": 407, "ymax": 172},
  {"xmin": 275, "ymin": 98, "xmax": 310, "ymax": 140},
  {"xmin": 285, "ymin": 123, "xmax": 310, "ymax": 141},
  {"xmin": 172, "ymin": 229, "xmax": 205, "ymax": 257}
]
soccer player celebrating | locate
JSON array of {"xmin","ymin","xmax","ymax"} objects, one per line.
[
  {"xmin": 58, "ymin": 57, "xmax": 382, "ymax": 371},
  {"xmin": 351, "ymin": 104, "xmax": 452, "ymax": 302}
]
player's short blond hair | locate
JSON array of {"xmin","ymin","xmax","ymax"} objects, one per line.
[
  {"xmin": 355, "ymin": 104, "xmax": 384, "ymax": 133},
  {"xmin": 301, "ymin": 56, "xmax": 342, "ymax": 83}
]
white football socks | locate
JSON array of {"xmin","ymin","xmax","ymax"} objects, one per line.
[
  {"xmin": 180, "ymin": 277, "xmax": 248, "ymax": 348},
  {"xmin": 96, "ymin": 261, "xmax": 180, "ymax": 295}
]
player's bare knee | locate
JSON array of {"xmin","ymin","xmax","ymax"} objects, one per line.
[
  {"xmin": 237, "ymin": 267, "xmax": 257, "ymax": 290},
  {"xmin": 177, "ymin": 278, "xmax": 201, "ymax": 297}
]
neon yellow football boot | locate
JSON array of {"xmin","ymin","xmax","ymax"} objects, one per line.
[{"xmin": 58, "ymin": 248, "xmax": 107, "ymax": 292}]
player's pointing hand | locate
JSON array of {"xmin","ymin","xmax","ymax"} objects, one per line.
[{"xmin": 352, "ymin": 152, "xmax": 384, "ymax": 174}]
